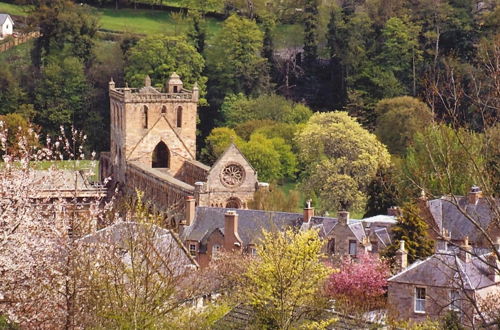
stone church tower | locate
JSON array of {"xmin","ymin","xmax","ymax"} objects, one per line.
[
  {"xmin": 108, "ymin": 73, "xmax": 199, "ymax": 183},
  {"xmin": 102, "ymin": 72, "xmax": 262, "ymax": 212}
]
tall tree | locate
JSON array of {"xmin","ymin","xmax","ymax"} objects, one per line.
[
  {"xmin": 364, "ymin": 166, "xmax": 399, "ymax": 218},
  {"xmin": 244, "ymin": 229, "xmax": 333, "ymax": 328},
  {"xmin": 30, "ymin": 0, "xmax": 99, "ymax": 67},
  {"xmin": 382, "ymin": 202, "xmax": 434, "ymax": 265},
  {"xmin": 302, "ymin": 0, "xmax": 319, "ymax": 68},
  {"xmin": 34, "ymin": 56, "xmax": 90, "ymax": 136},
  {"xmin": 296, "ymin": 112, "xmax": 391, "ymax": 211},
  {"xmin": 206, "ymin": 15, "xmax": 269, "ymax": 107}
]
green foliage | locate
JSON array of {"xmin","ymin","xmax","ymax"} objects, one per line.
[
  {"xmin": 364, "ymin": 166, "xmax": 399, "ymax": 218},
  {"xmin": 0, "ymin": 314, "xmax": 19, "ymax": 330},
  {"xmin": 0, "ymin": 66, "xmax": 27, "ymax": 115},
  {"xmin": 303, "ymin": 0, "xmax": 319, "ymax": 66},
  {"xmin": 296, "ymin": 112, "xmax": 391, "ymax": 211},
  {"xmin": 375, "ymin": 96, "xmax": 434, "ymax": 155},
  {"xmin": 187, "ymin": 10, "xmax": 206, "ymax": 54},
  {"xmin": 382, "ymin": 202, "xmax": 434, "ymax": 265},
  {"xmin": 202, "ymin": 128, "xmax": 297, "ymax": 182},
  {"xmin": 34, "ymin": 56, "xmax": 90, "ymax": 135},
  {"xmin": 440, "ymin": 311, "xmax": 465, "ymax": 330},
  {"xmin": 124, "ymin": 35, "xmax": 207, "ymax": 102},
  {"xmin": 248, "ymin": 183, "xmax": 300, "ymax": 212},
  {"xmin": 244, "ymin": 229, "xmax": 333, "ymax": 329},
  {"xmin": 400, "ymin": 124, "xmax": 486, "ymax": 198},
  {"xmin": 206, "ymin": 15, "xmax": 269, "ymax": 105},
  {"xmin": 201, "ymin": 127, "xmax": 244, "ymax": 164},
  {"xmin": 241, "ymin": 133, "xmax": 297, "ymax": 182},
  {"xmin": 0, "ymin": 113, "xmax": 39, "ymax": 157},
  {"xmin": 31, "ymin": 0, "xmax": 99, "ymax": 67},
  {"xmin": 221, "ymin": 93, "xmax": 312, "ymax": 126}
]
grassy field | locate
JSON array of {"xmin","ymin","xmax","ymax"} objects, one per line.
[
  {"xmin": 32, "ymin": 160, "xmax": 100, "ymax": 181},
  {"xmin": 0, "ymin": 1, "xmax": 301, "ymax": 47}
]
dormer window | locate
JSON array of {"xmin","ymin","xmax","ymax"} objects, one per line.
[{"xmin": 189, "ymin": 244, "xmax": 197, "ymax": 256}]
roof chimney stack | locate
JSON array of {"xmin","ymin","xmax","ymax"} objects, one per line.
[
  {"xmin": 183, "ymin": 196, "xmax": 196, "ymax": 226},
  {"xmin": 303, "ymin": 199, "xmax": 314, "ymax": 223},
  {"xmin": 467, "ymin": 186, "xmax": 482, "ymax": 205},
  {"xmin": 224, "ymin": 211, "xmax": 243, "ymax": 252},
  {"xmin": 436, "ymin": 229, "xmax": 451, "ymax": 252},
  {"xmin": 387, "ymin": 206, "xmax": 402, "ymax": 217},
  {"xmin": 396, "ymin": 240, "xmax": 408, "ymax": 271},
  {"xmin": 459, "ymin": 236, "xmax": 473, "ymax": 263},
  {"xmin": 338, "ymin": 210, "xmax": 349, "ymax": 226}
]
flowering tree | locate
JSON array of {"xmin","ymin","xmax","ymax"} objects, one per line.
[{"xmin": 327, "ymin": 253, "xmax": 390, "ymax": 316}]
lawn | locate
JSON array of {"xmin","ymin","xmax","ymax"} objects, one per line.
[
  {"xmin": 0, "ymin": 2, "xmax": 30, "ymax": 16},
  {"xmin": 31, "ymin": 160, "xmax": 100, "ymax": 181}
]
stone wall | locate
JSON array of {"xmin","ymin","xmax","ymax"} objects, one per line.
[
  {"xmin": 125, "ymin": 162, "xmax": 194, "ymax": 216},
  {"xmin": 175, "ymin": 159, "xmax": 209, "ymax": 186},
  {"xmin": 326, "ymin": 223, "xmax": 367, "ymax": 258},
  {"xmin": 388, "ymin": 282, "xmax": 477, "ymax": 326}
]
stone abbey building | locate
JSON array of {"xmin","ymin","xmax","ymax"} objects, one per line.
[{"xmin": 100, "ymin": 73, "xmax": 262, "ymax": 221}]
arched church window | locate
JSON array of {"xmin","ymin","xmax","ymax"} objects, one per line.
[
  {"xmin": 173, "ymin": 86, "xmax": 178, "ymax": 93},
  {"xmin": 152, "ymin": 141, "xmax": 170, "ymax": 168},
  {"xmin": 143, "ymin": 106, "xmax": 148, "ymax": 129},
  {"xmin": 226, "ymin": 197, "xmax": 242, "ymax": 209},
  {"xmin": 176, "ymin": 106, "xmax": 182, "ymax": 128},
  {"xmin": 161, "ymin": 105, "xmax": 167, "ymax": 114}
]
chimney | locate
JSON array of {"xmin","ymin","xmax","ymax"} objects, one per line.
[
  {"xmin": 338, "ymin": 210, "xmax": 349, "ymax": 226},
  {"xmin": 467, "ymin": 186, "xmax": 482, "ymax": 204},
  {"xmin": 184, "ymin": 196, "xmax": 196, "ymax": 226},
  {"xmin": 303, "ymin": 199, "xmax": 314, "ymax": 223},
  {"xmin": 108, "ymin": 77, "xmax": 115, "ymax": 90},
  {"xmin": 435, "ymin": 229, "xmax": 451, "ymax": 252},
  {"xmin": 486, "ymin": 253, "xmax": 500, "ymax": 282},
  {"xmin": 192, "ymin": 82, "xmax": 199, "ymax": 102},
  {"xmin": 387, "ymin": 206, "xmax": 402, "ymax": 217},
  {"xmin": 458, "ymin": 236, "xmax": 473, "ymax": 263},
  {"xmin": 395, "ymin": 240, "xmax": 408, "ymax": 271},
  {"xmin": 224, "ymin": 211, "xmax": 243, "ymax": 252}
]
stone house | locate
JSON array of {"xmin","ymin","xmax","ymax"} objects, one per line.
[
  {"xmin": 179, "ymin": 199, "xmax": 397, "ymax": 268},
  {"xmin": 419, "ymin": 186, "xmax": 500, "ymax": 249},
  {"xmin": 388, "ymin": 238, "xmax": 500, "ymax": 328},
  {"xmin": 100, "ymin": 73, "xmax": 264, "ymax": 218},
  {"xmin": 0, "ymin": 14, "xmax": 14, "ymax": 39}
]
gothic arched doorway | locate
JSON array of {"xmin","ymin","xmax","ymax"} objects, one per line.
[
  {"xmin": 226, "ymin": 197, "xmax": 242, "ymax": 209},
  {"xmin": 152, "ymin": 141, "xmax": 170, "ymax": 168}
]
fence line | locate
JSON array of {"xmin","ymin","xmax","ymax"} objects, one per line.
[{"xmin": 0, "ymin": 31, "xmax": 40, "ymax": 53}]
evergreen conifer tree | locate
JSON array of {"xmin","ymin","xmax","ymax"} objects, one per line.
[
  {"xmin": 382, "ymin": 202, "xmax": 434, "ymax": 265},
  {"xmin": 303, "ymin": 0, "xmax": 319, "ymax": 67},
  {"xmin": 364, "ymin": 167, "xmax": 399, "ymax": 218}
]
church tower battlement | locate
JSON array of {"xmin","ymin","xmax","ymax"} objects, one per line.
[{"xmin": 108, "ymin": 73, "xmax": 199, "ymax": 182}]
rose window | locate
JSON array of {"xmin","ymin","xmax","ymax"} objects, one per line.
[{"xmin": 221, "ymin": 164, "xmax": 245, "ymax": 187}]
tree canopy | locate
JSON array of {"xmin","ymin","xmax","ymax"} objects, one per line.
[{"xmin": 296, "ymin": 112, "xmax": 391, "ymax": 211}]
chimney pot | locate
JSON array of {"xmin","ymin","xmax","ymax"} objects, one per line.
[
  {"xmin": 467, "ymin": 185, "xmax": 482, "ymax": 204},
  {"xmin": 459, "ymin": 236, "xmax": 472, "ymax": 263},
  {"xmin": 396, "ymin": 240, "xmax": 408, "ymax": 271}
]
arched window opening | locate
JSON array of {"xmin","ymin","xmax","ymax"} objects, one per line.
[
  {"xmin": 161, "ymin": 105, "xmax": 167, "ymax": 114},
  {"xmin": 176, "ymin": 106, "xmax": 183, "ymax": 128},
  {"xmin": 173, "ymin": 86, "xmax": 178, "ymax": 93},
  {"xmin": 152, "ymin": 141, "xmax": 170, "ymax": 168},
  {"xmin": 226, "ymin": 197, "xmax": 242, "ymax": 209},
  {"xmin": 143, "ymin": 106, "xmax": 148, "ymax": 129}
]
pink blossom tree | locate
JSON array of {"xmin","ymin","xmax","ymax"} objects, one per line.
[{"xmin": 327, "ymin": 253, "xmax": 390, "ymax": 315}]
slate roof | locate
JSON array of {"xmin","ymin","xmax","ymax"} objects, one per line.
[
  {"xmin": 306, "ymin": 216, "xmax": 368, "ymax": 244},
  {"xmin": 181, "ymin": 207, "xmax": 303, "ymax": 246},
  {"xmin": 0, "ymin": 14, "xmax": 12, "ymax": 26},
  {"xmin": 388, "ymin": 250, "xmax": 497, "ymax": 290},
  {"xmin": 427, "ymin": 196, "xmax": 497, "ymax": 242},
  {"xmin": 78, "ymin": 222, "xmax": 198, "ymax": 271}
]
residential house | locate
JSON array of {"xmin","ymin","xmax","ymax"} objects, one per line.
[
  {"xmin": 419, "ymin": 186, "xmax": 500, "ymax": 249},
  {"xmin": 179, "ymin": 197, "xmax": 397, "ymax": 267},
  {"xmin": 0, "ymin": 14, "xmax": 14, "ymax": 39},
  {"xmin": 388, "ymin": 238, "xmax": 500, "ymax": 328}
]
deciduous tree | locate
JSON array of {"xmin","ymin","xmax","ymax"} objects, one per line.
[{"xmin": 296, "ymin": 111, "xmax": 391, "ymax": 211}]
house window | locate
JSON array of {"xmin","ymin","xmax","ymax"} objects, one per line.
[
  {"xmin": 189, "ymin": 244, "xmax": 197, "ymax": 256},
  {"xmin": 328, "ymin": 239, "xmax": 335, "ymax": 254},
  {"xmin": 348, "ymin": 240, "xmax": 357, "ymax": 256},
  {"xmin": 450, "ymin": 290, "xmax": 460, "ymax": 312},
  {"xmin": 212, "ymin": 244, "xmax": 221, "ymax": 258},
  {"xmin": 415, "ymin": 287, "xmax": 426, "ymax": 313}
]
